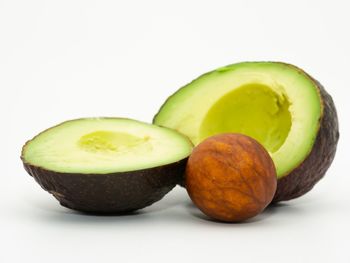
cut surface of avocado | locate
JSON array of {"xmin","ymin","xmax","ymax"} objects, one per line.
[
  {"xmin": 22, "ymin": 118, "xmax": 193, "ymax": 174},
  {"xmin": 154, "ymin": 62, "xmax": 322, "ymax": 178},
  {"xmin": 199, "ymin": 83, "xmax": 292, "ymax": 153}
]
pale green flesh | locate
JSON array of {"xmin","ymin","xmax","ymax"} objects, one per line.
[
  {"xmin": 200, "ymin": 83, "xmax": 292, "ymax": 153},
  {"xmin": 22, "ymin": 118, "xmax": 193, "ymax": 174},
  {"xmin": 78, "ymin": 131, "xmax": 151, "ymax": 153},
  {"xmin": 154, "ymin": 62, "xmax": 322, "ymax": 178}
]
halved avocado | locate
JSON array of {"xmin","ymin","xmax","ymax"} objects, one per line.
[
  {"xmin": 21, "ymin": 118, "xmax": 193, "ymax": 213},
  {"xmin": 154, "ymin": 62, "xmax": 339, "ymax": 202}
]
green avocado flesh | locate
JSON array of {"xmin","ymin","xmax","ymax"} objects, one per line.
[
  {"xmin": 200, "ymin": 83, "xmax": 292, "ymax": 153},
  {"xmin": 154, "ymin": 62, "xmax": 322, "ymax": 178},
  {"xmin": 22, "ymin": 118, "xmax": 193, "ymax": 174}
]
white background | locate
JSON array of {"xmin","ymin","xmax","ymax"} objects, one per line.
[{"xmin": 1, "ymin": 0, "xmax": 349, "ymax": 262}]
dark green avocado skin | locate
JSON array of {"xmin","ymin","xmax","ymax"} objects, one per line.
[
  {"xmin": 272, "ymin": 76, "xmax": 339, "ymax": 202},
  {"xmin": 23, "ymin": 158, "xmax": 187, "ymax": 213}
]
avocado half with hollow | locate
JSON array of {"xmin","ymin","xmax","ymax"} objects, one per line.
[
  {"xmin": 153, "ymin": 62, "xmax": 339, "ymax": 202},
  {"xmin": 21, "ymin": 118, "xmax": 193, "ymax": 213}
]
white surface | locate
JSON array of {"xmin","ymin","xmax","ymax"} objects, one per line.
[{"xmin": 1, "ymin": 0, "xmax": 349, "ymax": 262}]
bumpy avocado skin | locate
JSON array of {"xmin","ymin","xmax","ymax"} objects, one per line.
[
  {"xmin": 23, "ymin": 158, "xmax": 187, "ymax": 213},
  {"xmin": 273, "ymin": 75, "xmax": 339, "ymax": 202}
]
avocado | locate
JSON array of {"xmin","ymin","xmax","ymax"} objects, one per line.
[
  {"xmin": 153, "ymin": 62, "xmax": 339, "ymax": 202},
  {"xmin": 21, "ymin": 118, "xmax": 193, "ymax": 213}
]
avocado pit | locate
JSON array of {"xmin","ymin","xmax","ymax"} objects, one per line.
[{"xmin": 186, "ymin": 133, "xmax": 277, "ymax": 222}]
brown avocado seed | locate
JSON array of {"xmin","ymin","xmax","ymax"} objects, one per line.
[{"xmin": 186, "ymin": 133, "xmax": 277, "ymax": 222}]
